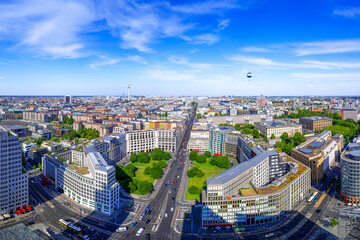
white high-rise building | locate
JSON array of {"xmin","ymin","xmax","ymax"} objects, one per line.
[{"xmin": 0, "ymin": 126, "xmax": 29, "ymax": 214}]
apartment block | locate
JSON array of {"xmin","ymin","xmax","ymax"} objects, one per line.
[{"xmin": 299, "ymin": 116, "xmax": 332, "ymax": 131}]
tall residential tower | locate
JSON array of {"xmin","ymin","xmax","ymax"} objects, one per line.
[{"xmin": 0, "ymin": 126, "xmax": 29, "ymax": 214}]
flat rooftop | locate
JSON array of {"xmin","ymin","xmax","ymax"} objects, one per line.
[
  {"xmin": 257, "ymin": 154, "xmax": 308, "ymax": 195},
  {"xmin": 342, "ymin": 143, "xmax": 360, "ymax": 162},
  {"xmin": 67, "ymin": 164, "xmax": 90, "ymax": 175},
  {"xmin": 293, "ymin": 137, "xmax": 338, "ymax": 159}
]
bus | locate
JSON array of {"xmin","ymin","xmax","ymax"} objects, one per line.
[
  {"xmin": 307, "ymin": 191, "xmax": 319, "ymax": 204},
  {"xmin": 58, "ymin": 219, "xmax": 82, "ymax": 233}
]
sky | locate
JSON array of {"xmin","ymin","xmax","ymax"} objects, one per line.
[{"xmin": 0, "ymin": 0, "xmax": 360, "ymax": 96}]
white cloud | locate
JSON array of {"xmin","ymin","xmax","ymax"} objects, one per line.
[
  {"xmin": 0, "ymin": 0, "xmax": 97, "ymax": 58},
  {"xmin": 334, "ymin": 7, "xmax": 360, "ymax": 18},
  {"xmin": 290, "ymin": 72, "xmax": 360, "ymax": 81},
  {"xmin": 293, "ymin": 39, "xmax": 360, "ymax": 56},
  {"xmin": 90, "ymin": 55, "xmax": 121, "ymax": 69},
  {"xmin": 240, "ymin": 46, "xmax": 272, "ymax": 52},
  {"xmin": 169, "ymin": 0, "xmax": 239, "ymax": 14},
  {"xmin": 192, "ymin": 33, "xmax": 219, "ymax": 45},
  {"xmin": 0, "ymin": 76, "xmax": 4, "ymax": 79},
  {"xmin": 228, "ymin": 55, "xmax": 360, "ymax": 70},
  {"xmin": 168, "ymin": 55, "xmax": 214, "ymax": 69},
  {"xmin": 217, "ymin": 19, "xmax": 229, "ymax": 31},
  {"xmin": 127, "ymin": 55, "xmax": 147, "ymax": 64},
  {"xmin": 145, "ymin": 67, "xmax": 196, "ymax": 82}
]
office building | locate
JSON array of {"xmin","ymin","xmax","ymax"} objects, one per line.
[
  {"xmin": 341, "ymin": 108, "xmax": 360, "ymax": 122},
  {"xmin": 42, "ymin": 145, "xmax": 120, "ymax": 215},
  {"xmin": 88, "ymin": 133, "xmax": 126, "ymax": 165},
  {"xmin": 340, "ymin": 142, "xmax": 360, "ymax": 204},
  {"xmin": 291, "ymin": 130, "xmax": 343, "ymax": 182},
  {"xmin": 202, "ymin": 150, "xmax": 310, "ymax": 227},
  {"xmin": 0, "ymin": 126, "xmax": 29, "ymax": 214},
  {"xmin": 299, "ymin": 116, "xmax": 332, "ymax": 131},
  {"xmin": 254, "ymin": 120, "xmax": 302, "ymax": 139},
  {"xmin": 188, "ymin": 130, "xmax": 209, "ymax": 153},
  {"xmin": 209, "ymin": 126, "xmax": 236, "ymax": 155},
  {"xmin": 64, "ymin": 95, "xmax": 72, "ymax": 104},
  {"xmin": 126, "ymin": 128, "xmax": 182, "ymax": 155}
]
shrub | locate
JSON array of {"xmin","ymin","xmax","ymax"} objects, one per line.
[
  {"xmin": 188, "ymin": 186, "xmax": 201, "ymax": 195},
  {"xmin": 196, "ymin": 155, "xmax": 206, "ymax": 163}
]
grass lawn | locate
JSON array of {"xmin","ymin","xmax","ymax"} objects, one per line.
[
  {"xmin": 186, "ymin": 176, "xmax": 207, "ymax": 200},
  {"xmin": 134, "ymin": 171, "xmax": 155, "ymax": 184},
  {"xmin": 133, "ymin": 159, "xmax": 167, "ymax": 168},
  {"xmin": 192, "ymin": 159, "xmax": 227, "ymax": 171},
  {"xmin": 186, "ymin": 159, "xmax": 227, "ymax": 200}
]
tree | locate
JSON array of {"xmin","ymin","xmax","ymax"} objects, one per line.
[
  {"xmin": 275, "ymin": 141, "xmax": 282, "ymax": 151},
  {"xmin": 63, "ymin": 116, "xmax": 75, "ymax": 125},
  {"xmin": 163, "ymin": 152, "xmax": 172, "ymax": 160},
  {"xmin": 33, "ymin": 164, "xmax": 36, "ymax": 169},
  {"xmin": 329, "ymin": 218, "xmax": 339, "ymax": 228},
  {"xmin": 137, "ymin": 152, "xmax": 150, "ymax": 163},
  {"xmin": 155, "ymin": 161, "xmax": 167, "ymax": 169},
  {"xmin": 270, "ymin": 134, "xmax": 276, "ymax": 139},
  {"xmin": 124, "ymin": 164, "xmax": 137, "ymax": 177},
  {"xmin": 188, "ymin": 186, "xmax": 201, "ymax": 195},
  {"xmin": 130, "ymin": 153, "xmax": 138, "ymax": 163},
  {"xmin": 53, "ymin": 117, "xmax": 59, "ymax": 121},
  {"xmin": 196, "ymin": 113, "xmax": 202, "ymax": 119},
  {"xmin": 189, "ymin": 151, "xmax": 198, "ymax": 161},
  {"xmin": 345, "ymin": 118, "xmax": 355, "ymax": 124},
  {"xmin": 293, "ymin": 132, "xmax": 306, "ymax": 146},
  {"xmin": 136, "ymin": 181, "xmax": 153, "ymax": 194},
  {"xmin": 150, "ymin": 166, "xmax": 163, "ymax": 179},
  {"xmin": 252, "ymin": 129, "xmax": 260, "ymax": 138},
  {"xmin": 187, "ymin": 167, "xmax": 205, "ymax": 178},
  {"xmin": 151, "ymin": 148, "xmax": 164, "ymax": 160},
  {"xmin": 128, "ymin": 182, "xmax": 137, "ymax": 193},
  {"xmin": 38, "ymin": 162, "xmax": 42, "ymax": 171},
  {"xmin": 280, "ymin": 132, "xmax": 289, "ymax": 141},
  {"xmin": 242, "ymin": 128, "xmax": 252, "ymax": 135},
  {"xmin": 209, "ymin": 155, "xmax": 231, "ymax": 169},
  {"xmin": 144, "ymin": 167, "xmax": 151, "ymax": 175},
  {"xmin": 196, "ymin": 155, "xmax": 206, "ymax": 163},
  {"xmin": 204, "ymin": 151, "xmax": 211, "ymax": 158}
]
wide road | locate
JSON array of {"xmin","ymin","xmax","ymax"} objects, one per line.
[{"xmin": 115, "ymin": 106, "xmax": 196, "ymax": 239}]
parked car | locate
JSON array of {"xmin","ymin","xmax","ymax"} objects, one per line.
[
  {"xmin": 146, "ymin": 219, "xmax": 151, "ymax": 224},
  {"xmin": 116, "ymin": 227, "xmax": 128, "ymax": 232},
  {"xmin": 130, "ymin": 222, "xmax": 137, "ymax": 228}
]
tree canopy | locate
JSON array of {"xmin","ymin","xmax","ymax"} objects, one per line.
[
  {"xmin": 209, "ymin": 155, "xmax": 231, "ymax": 169},
  {"xmin": 189, "ymin": 151, "xmax": 198, "ymax": 161}
]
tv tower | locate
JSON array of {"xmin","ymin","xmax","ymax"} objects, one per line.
[{"xmin": 127, "ymin": 82, "xmax": 130, "ymax": 102}]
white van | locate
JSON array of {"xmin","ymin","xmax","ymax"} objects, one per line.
[
  {"xmin": 136, "ymin": 227, "xmax": 145, "ymax": 236},
  {"xmin": 116, "ymin": 227, "xmax": 128, "ymax": 232}
]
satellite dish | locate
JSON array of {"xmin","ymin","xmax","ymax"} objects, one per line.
[{"xmin": 246, "ymin": 72, "xmax": 252, "ymax": 81}]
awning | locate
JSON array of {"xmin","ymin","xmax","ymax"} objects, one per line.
[
  {"xmin": 3, "ymin": 213, "xmax": 11, "ymax": 218},
  {"xmin": 16, "ymin": 210, "xmax": 22, "ymax": 214},
  {"xmin": 26, "ymin": 206, "xmax": 32, "ymax": 211},
  {"xmin": 0, "ymin": 215, "xmax": 4, "ymax": 220},
  {"xmin": 21, "ymin": 208, "xmax": 27, "ymax": 213}
]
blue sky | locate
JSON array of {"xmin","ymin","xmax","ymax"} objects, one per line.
[{"xmin": 0, "ymin": 0, "xmax": 359, "ymax": 96}]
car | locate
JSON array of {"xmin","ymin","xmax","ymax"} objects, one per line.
[
  {"xmin": 130, "ymin": 222, "xmax": 137, "ymax": 227},
  {"xmin": 146, "ymin": 205, "xmax": 150, "ymax": 210},
  {"xmin": 173, "ymin": 188, "xmax": 176, "ymax": 191},
  {"xmin": 172, "ymin": 181, "xmax": 174, "ymax": 183},
  {"xmin": 146, "ymin": 233, "xmax": 151, "ymax": 239},
  {"xmin": 164, "ymin": 213, "xmax": 168, "ymax": 217},
  {"xmin": 171, "ymin": 207, "xmax": 174, "ymax": 212},
  {"xmin": 146, "ymin": 219, "xmax": 151, "ymax": 224},
  {"xmin": 265, "ymin": 233, "xmax": 274, "ymax": 238},
  {"xmin": 181, "ymin": 162, "xmax": 183, "ymax": 164},
  {"xmin": 169, "ymin": 190, "xmax": 171, "ymax": 193},
  {"xmin": 172, "ymin": 197, "xmax": 175, "ymax": 200},
  {"xmin": 136, "ymin": 227, "xmax": 145, "ymax": 237},
  {"xmin": 28, "ymin": 218, "xmax": 36, "ymax": 225},
  {"xmin": 139, "ymin": 216, "xmax": 143, "ymax": 221},
  {"xmin": 116, "ymin": 226, "xmax": 128, "ymax": 232},
  {"xmin": 316, "ymin": 209, "xmax": 321, "ymax": 213},
  {"xmin": 147, "ymin": 210, "xmax": 151, "ymax": 214}
]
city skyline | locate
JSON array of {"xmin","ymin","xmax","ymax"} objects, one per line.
[{"xmin": 0, "ymin": 0, "xmax": 359, "ymax": 96}]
